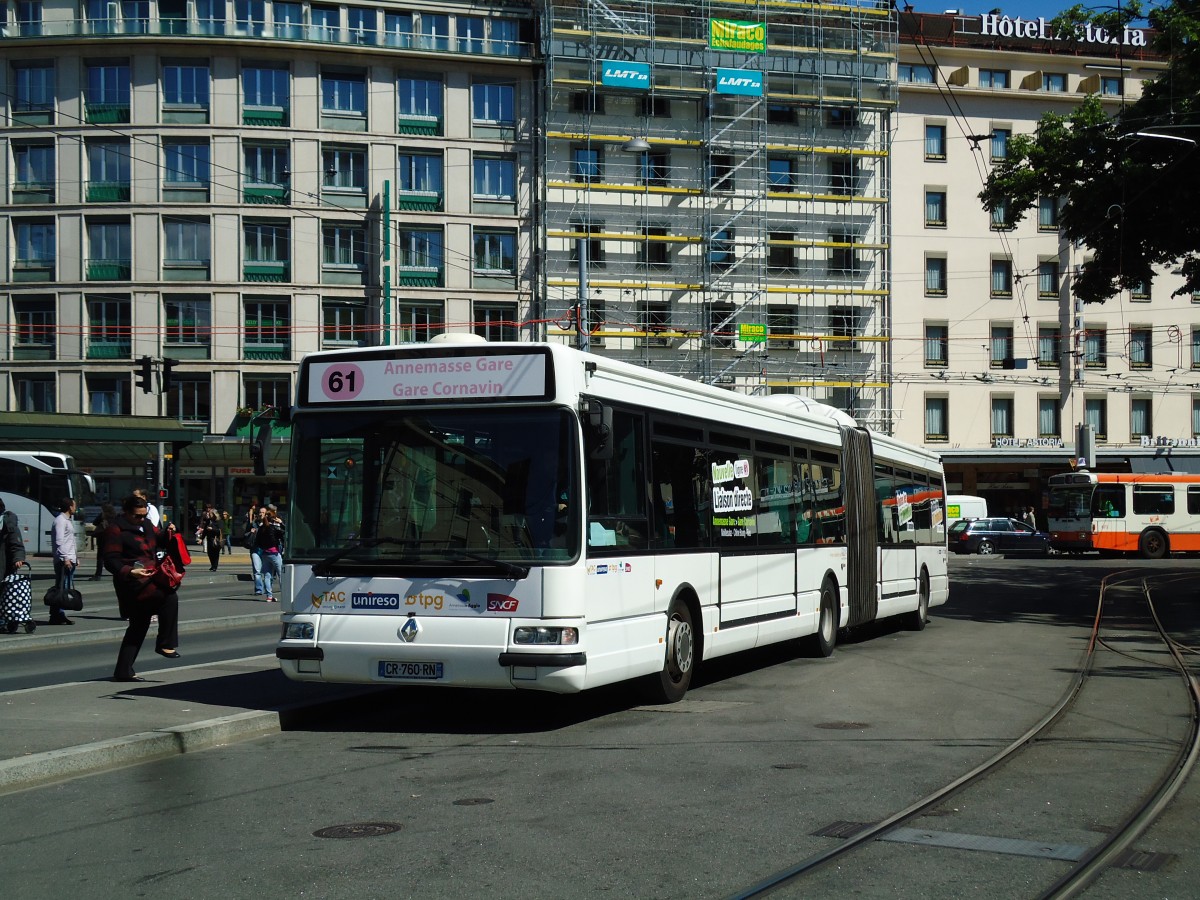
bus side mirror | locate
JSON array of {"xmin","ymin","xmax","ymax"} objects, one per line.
[
  {"xmin": 250, "ymin": 421, "xmax": 273, "ymax": 477},
  {"xmin": 581, "ymin": 399, "xmax": 613, "ymax": 461}
]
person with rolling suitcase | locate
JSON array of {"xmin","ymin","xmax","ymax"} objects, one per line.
[{"xmin": 1, "ymin": 498, "xmax": 34, "ymax": 634}]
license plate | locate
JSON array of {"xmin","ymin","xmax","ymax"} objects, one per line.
[{"xmin": 378, "ymin": 660, "xmax": 444, "ymax": 680}]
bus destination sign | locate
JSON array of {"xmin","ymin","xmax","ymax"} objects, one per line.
[{"xmin": 306, "ymin": 353, "xmax": 548, "ymax": 405}]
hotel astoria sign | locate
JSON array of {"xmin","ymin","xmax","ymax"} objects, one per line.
[{"xmin": 972, "ymin": 14, "xmax": 1149, "ymax": 47}]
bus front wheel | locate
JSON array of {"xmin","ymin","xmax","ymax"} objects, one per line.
[
  {"xmin": 1138, "ymin": 529, "xmax": 1169, "ymax": 560},
  {"xmin": 643, "ymin": 597, "xmax": 696, "ymax": 704}
]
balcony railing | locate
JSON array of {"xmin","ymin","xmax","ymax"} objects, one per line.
[
  {"xmin": 87, "ymin": 259, "xmax": 132, "ymax": 280},
  {"xmin": 0, "ymin": 18, "xmax": 533, "ymax": 60}
]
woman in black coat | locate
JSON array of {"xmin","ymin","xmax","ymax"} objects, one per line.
[{"xmin": 101, "ymin": 494, "xmax": 182, "ymax": 682}]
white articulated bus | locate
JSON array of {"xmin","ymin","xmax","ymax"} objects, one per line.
[
  {"xmin": 276, "ymin": 338, "xmax": 949, "ymax": 702},
  {"xmin": 0, "ymin": 451, "xmax": 94, "ymax": 555}
]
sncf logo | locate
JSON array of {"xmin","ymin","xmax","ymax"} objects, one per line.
[{"xmin": 487, "ymin": 593, "xmax": 519, "ymax": 612}]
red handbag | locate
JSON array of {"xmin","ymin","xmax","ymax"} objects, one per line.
[
  {"xmin": 150, "ymin": 555, "xmax": 184, "ymax": 591},
  {"xmin": 171, "ymin": 533, "xmax": 192, "ymax": 567}
]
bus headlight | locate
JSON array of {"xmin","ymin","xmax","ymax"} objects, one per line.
[
  {"xmin": 513, "ymin": 626, "xmax": 579, "ymax": 645},
  {"xmin": 283, "ymin": 622, "xmax": 315, "ymax": 640}
]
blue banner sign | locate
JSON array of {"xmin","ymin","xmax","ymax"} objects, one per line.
[
  {"xmin": 715, "ymin": 68, "xmax": 763, "ymax": 96},
  {"xmin": 601, "ymin": 61, "xmax": 651, "ymax": 89}
]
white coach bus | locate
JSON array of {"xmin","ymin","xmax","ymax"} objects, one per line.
[{"xmin": 276, "ymin": 338, "xmax": 948, "ymax": 702}]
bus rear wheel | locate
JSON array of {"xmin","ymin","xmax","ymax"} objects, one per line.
[
  {"xmin": 905, "ymin": 572, "xmax": 930, "ymax": 632},
  {"xmin": 805, "ymin": 578, "xmax": 838, "ymax": 658},
  {"xmin": 643, "ymin": 597, "xmax": 696, "ymax": 704},
  {"xmin": 1138, "ymin": 529, "xmax": 1169, "ymax": 560}
]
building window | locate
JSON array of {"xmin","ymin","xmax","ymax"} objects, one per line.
[
  {"xmin": 164, "ymin": 140, "xmax": 210, "ymax": 186},
  {"xmin": 86, "ymin": 139, "xmax": 131, "ymax": 202},
  {"xmin": 570, "ymin": 221, "xmax": 605, "ymax": 267},
  {"xmin": 165, "ymin": 375, "xmax": 210, "ymax": 425},
  {"xmin": 13, "ymin": 297, "xmax": 55, "ymax": 349},
  {"xmin": 1038, "ymin": 196, "xmax": 1060, "ymax": 231},
  {"xmin": 829, "ymin": 231, "xmax": 858, "ymax": 275},
  {"xmin": 1131, "ymin": 398, "xmax": 1152, "ymax": 438},
  {"xmin": 14, "ymin": 375, "xmax": 55, "ymax": 412},
  {"xmin": 12, "ymin": 142, "xmax": 55, "ymax": 194},
  {"xmin": 163, "ymin": 61, "xmax": 209, "ymax": 108},
  {"xmin": 85, "ymin": 61, "xmax": 131, "ymax": 122},
  {"xmin": 925, "ymin": 123, "xmax": 947, "ymax": 160},
  {"xmin": 991, "ymin": 128, "xmax": 1010, "ymax": 160},
  {"xmin": 165, "ymin": 295, "xmax": 211, "ymax": 346},
  {"xmin": 12, "ymin": 62, "xmax": 54, "ymax": 112},
  {"xmin": 640, "ymin": 224, "xmax": 670, "ymax": 268},
  {"xmin": 310, "ymin": 4, "xmax": 339, "ymax": 42},
  {"xmin": 396, "ymin": 304, "xmax": 444, "ymax": 343},
  {"xmin": 980, "ymin": 68, "xmax": 1010, "ymax": 88},
  {"xmin": 768, "ymin": 156, "xmax": 796, "ymax": 192},
  {"xmin": 1039, "ymin": 398, "xmax": 1061, "ymax": 439},
  {"xmin": 13, "ymin": 220, "xmax": 55, "ymax": 276},
  {"xmin": 925, "ymin": 256, "xmax": 947, "ymax": 296},
  {"xmin": 1084, "ymin": 328, "xmax": 1107, "ymax": 369},
  {"xmin": 1194, "ymin": 398, "xmax": 1200, "ymax": 438},
  {"xmin": 711, "ymin": 304, "xmax": 736, "ymax": 349},
  {"xmin": 244, "ymin": 376, "xmax": 289, "ymax": 412},
  {"xmin": 235, "ymin": 1, "xmax": 268, "ymax": 38},
  {"xmin": 709, "ymin": 154, "xmax": 734, "ymax": 192},
  {"xmin": 899, "ymin": 63, "xmax": 935, "ymax": 83},
  {"xmin": 1085, "ymin": 397, "xmax": 1108, "ymax": 441},
  {"xmin": 1101, "ymin": 76, "xmax": 1122, "ymax": 96},
  {"xmin": 243, "ymin": 143, "xmax": 289, "ymax": 204},
  {"xmin": 991, "ymin": 397, "xmax": 1014, "ymax": 439},
  {"xmin": 473, "ymin": 230, "xmax": 516, "ymax": 275},
  {"xmin": 242, "ymin": 64, "xmax": 289, "ymax": 124},
  {"xmin": 322, "ymin": 146, "xmax": 366, "ymax": 194},
  {"xmin": 641, "ymin": 150, "xmax": 670, "ymax": 187},
  {"xmin": 572, "ymin": 146, "xmax": 602, "ymax": 183},
  {"xmin": 321, "ymin": 70, "xmax": 366, "ymax": 116},
  {"xmin": 322, "ymin": 299, "xmax": 368, "ymax": 347},
  {"xmin": 829, "ymin": 307, "xmax": 860, "ymax": 351},
  {"xmin": 87, "ymin": 376, "xmax": 128, "ymax": 416},
  {"xmin": 243, "ymin": 221, "xmax": 290, "ymax": 281},
  {"xmin": 471, "ymin": 81, "xmax": 515, "ymax": 125},
  {"xmin": 569, "ymin": 90, "xmax": 605, "ymax": 114},
  {"xmin": 347, "ymin": 6, "xmax": 375, "ymax": 43},
  {"xmin": 990, "ymin": 199, "xmax": 1014, "ymax": 230},
  {"xmin": 924, "ymin": 190, "xmax": 947, "ymax": 227},
  {"xmin": 641, "ymin": 301, "xmax": 670, "ymax": 347},
  {"xmin": 396, "ymin": 229, "xmax": 443, "ymax": 285},
  {"xmin": 1038, "ymin": 326, "xmax": 1061, "ymax": 368},
  {"xmin": 991, "ymin": 258, "xmax": 1013, "ymax": 297},
  {"xmin": 925, "ymin": 397, "xmax": 949, "ymax": 442},
  {"xmin": 400, "ymin": 151, "xmax": 444, "ymax": 196},
  {"xmin": 1192, "ymin": 327, "xmax": 1200, "ymax": 369},
  {"xmin": 474, "ymin": 305, "xmax": 517, "ymax": 342},
  {"xmin": 1038, "ymin": 260, "xmax": 1060, "ymax": 298},
  {"xmin": 924, "ymin": 323, "xmax": 948, "ymax": 368},
  {"xmin": 991, "ymin": 324, "xmax": 1014, "ymax": 368},
  {"xmin": 638, "ymin": 95, "xmax": 671, "ymax": 117},
  {"xmin": 1042, "ymin": 72, "xmax": 1067, "ymax": 92},
  {"xmin": 1131, "ymin": 278, "xmax": 1151, "ymax": 301},
  {"xmin": 710, "ymin": 228, "xmax": 734, "ymax": 270},
  {"xmin": 829, "ymin": 156, "xmax": 858, "ymax": 195},
  {"xmin": 87, "ymin": 295, "xmax": 131, "ymax": 357},
  {"xmin": 13, "ymin": 2, "xmax": 44, "ymax": 38},
  {"xmin": 86, "ymin": 219, "xmax": 131, "ymax": 280},
  {"xmin": 322, "ymin": 224, "xmax": 367, "ymax": 272},
  {"xmin": 244, "ymin": 298, "xmax": 290, "ymax": 357},
  {"xmin": 1128, "ymin": 327, "xmax": 1152, "ymax": 369},
  {"xmin": 768, "ymin": 306, "xmax": 798, "ymax": 348},
  {"xmin": 767, "ymin": 231, "xmax": 795, "ymax": 272},
  {"xmin": 163, "ymin": 218, "xmax": 211, "ymax": 272},
  {"xmin": 472, "ymin": 155, "xmax": 512, "ymax": 200},
  {"xmin": 398, "ymin": 75, "xmax": 442, "ymax": 132}
]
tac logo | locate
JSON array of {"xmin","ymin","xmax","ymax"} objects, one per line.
[
  {"xmin": 310, "ymin": 590, "xmax": 346, "ymax": 609},
  {"xmin": 351, "ymin": 592, "xmax": 401, "ymax": 610},
  {"xmin": 486, "ymin": 593, "xmax": 519, "ymax": 613}
]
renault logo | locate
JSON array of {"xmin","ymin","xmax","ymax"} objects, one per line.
[{"xmin": 399, "ymin": 617, "xmax": 421, "ymax": 643}]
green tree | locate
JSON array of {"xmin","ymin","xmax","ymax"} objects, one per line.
[{"xmin": 979, "ymin": 0, "xmax": 1200, "ymax": 303}]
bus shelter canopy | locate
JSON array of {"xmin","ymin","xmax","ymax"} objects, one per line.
[{"xmin": 0, "ymin": 412, "xmax": 204, "ymax": 461}]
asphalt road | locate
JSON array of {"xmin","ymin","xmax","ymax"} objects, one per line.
[{"xmin": 2, "ymin": 556, "xmax": 1198, "ymax": 899}]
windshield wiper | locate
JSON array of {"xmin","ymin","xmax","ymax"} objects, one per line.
[
  {"xmin": 311, "ymin": 537, "xmax": 408, "ymax": 576},
  {"xmin": 441, "ymin": 549, "xmax": 530, "ymax": 580}
]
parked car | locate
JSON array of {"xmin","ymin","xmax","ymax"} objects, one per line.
[{"xmin": 948, "ymin": 517, "xmax": 1050, "ymax": 555}]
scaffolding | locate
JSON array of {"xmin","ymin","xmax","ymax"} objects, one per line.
[{"xmin": 540, "ymin": 0, "xmax": 896, "ymax": 431}]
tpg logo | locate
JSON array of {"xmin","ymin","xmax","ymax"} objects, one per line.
[{"xmin": 405, "ymin": 592, "xmax": 445, "ymax": 611}]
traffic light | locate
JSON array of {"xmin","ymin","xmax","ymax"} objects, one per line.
[
  {"xmin": 143, "ymin": 460, "xmax": 155, "ymax": 482},
  {"xmin": 161, "ymin": 358, "xmax": 178, "ymax": 393},
  {"xmin": 158, "ymin": 487, "xmax": 170, "ymax": 501},
  {"xmin": 135, "ymin": 356, "xmax": 153, "ymax": 394},
  {"xmin": 250, "ymin": 421, "xmax": 273, "ymax": 477}
]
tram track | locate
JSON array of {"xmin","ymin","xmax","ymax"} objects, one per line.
[{"xmin": 729, "ymin": 569, "xmax": 1200, "ymax": 900}]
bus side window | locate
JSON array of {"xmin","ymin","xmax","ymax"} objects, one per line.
[
  {"xmin": 1188, "ymin": 486, "xmax": 1200, "ymax": 515},
  {"xmin": 587, "ymin": 410, "xmax": 648, "ymax": 551},
  {"xmin": 1095, "ymin": 485, "xmax": 1125, "ymax": 518}
]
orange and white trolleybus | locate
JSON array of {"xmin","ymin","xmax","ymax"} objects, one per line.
[
  {"xmin": 1047, "ymin": 471, "xmax": 1200, "ymax": 558},
  {"xmin": 275, "ymin": 337, "xmax": 949, "ymax": 702}
]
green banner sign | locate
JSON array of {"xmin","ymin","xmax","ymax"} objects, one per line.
[
  {"xmin": 739, "ymin": 323, "xmax": 766, "ymax": 343},
  {"xmin": 709, "ymin": 18, "xmax": 766, "ymax": 52}
]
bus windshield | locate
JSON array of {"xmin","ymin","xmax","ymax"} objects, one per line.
[
  {"xmin": 1047, "ymin": 484, "xmax": 1094, "ymax": 518},
  {"xmin": 288, "ymin": 407, "xmax": 580, "ymax": 569}
]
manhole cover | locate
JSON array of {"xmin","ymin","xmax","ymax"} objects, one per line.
[
  {"xmin": 313, "ymin": 822, "xmax": 403, "ymax": 839},
  {"xmin": 453, "ymin": 798, "xmax": 494, "ymax": 806},
  {"xmin": 815, "ymin": 721, "xmax": 870, "ymax": 730}
]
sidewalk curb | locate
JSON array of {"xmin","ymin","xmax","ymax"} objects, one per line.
[
  {"xmin": 0, "ymin": 611, "xmax": 283, "ymax": 654},
  {"xmin": 0, "ymin": 687, "xmax": 384, "ymax": 795}
]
